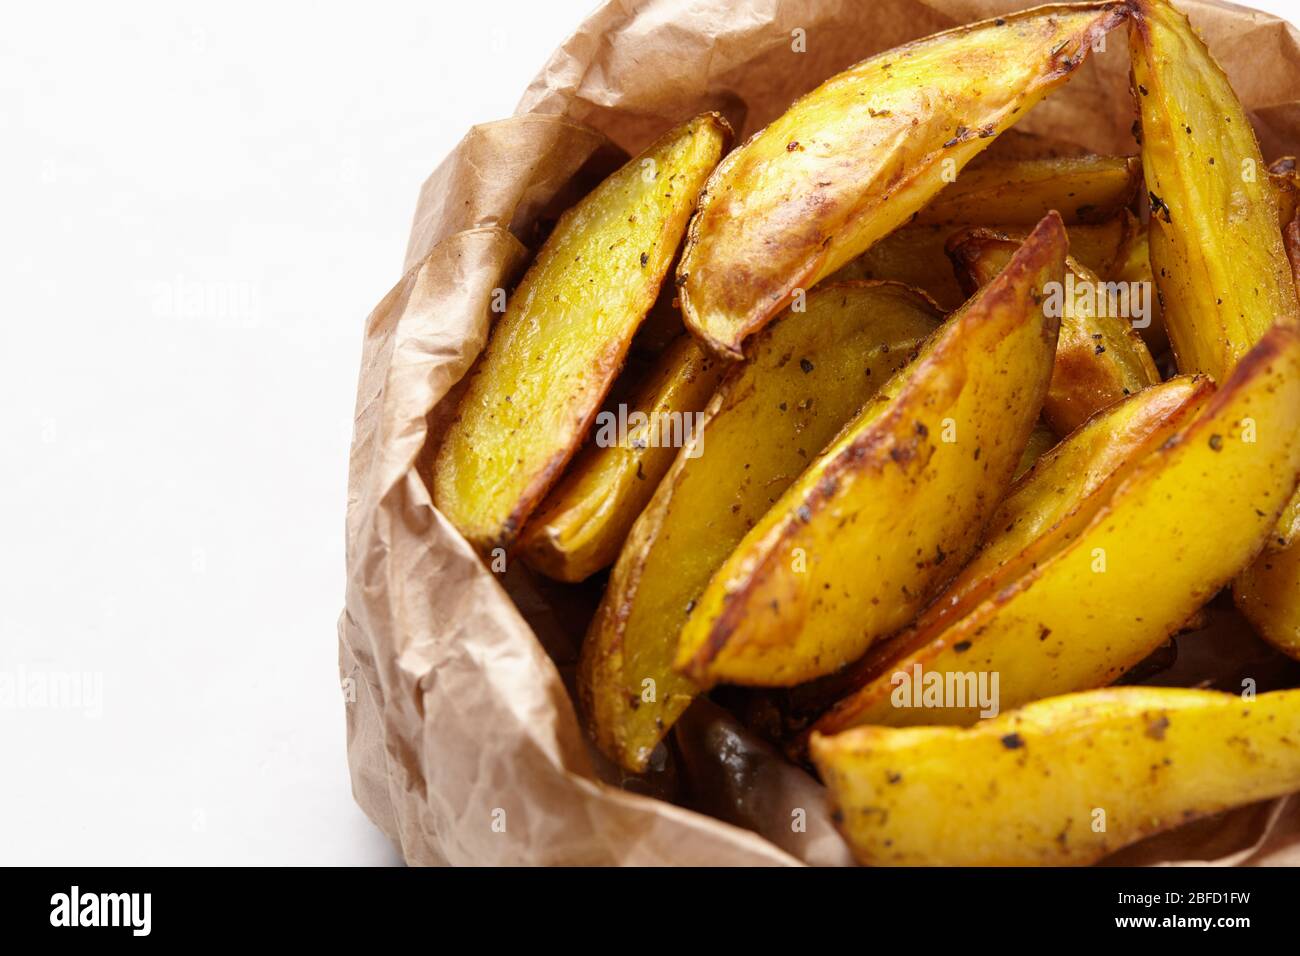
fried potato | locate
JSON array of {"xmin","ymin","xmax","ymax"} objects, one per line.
[
  {"xmin": 432, "ymin": 113, "xmax": 730, "ymax": 552},
  {"xmin": 1235, "ymin": 543, "xmax": 1300, "ymax": 661},
  {"xmin": 1130, "ymin": 0, "xmax": 1299, "ymax": 381},
  {"xmin": 814, "ymin": 376, "xmax": 1213, "ymax": 736},
  {"xmin": 580, "ymin": 282, "xmax": 942, "ymax": 771},
  {"xmin": 948, "ymin": 228, "xmax": 1160, "ymax": 435},
  {"xmin": 519, "ymin": 335, "xmax": 726, "ymax": 582},
  {"xmin": 677, "ymin": 3, "xmax": 1129, "ymax": 357},
  {"xmin": 916, "ymin": 155, "xmax": 1140, "ymax": 226},
  {"xmin": 816, "ymin": 323, "xmax": 1300, "ymax": 730},
  {"xmin": 827, "ymin": 216, "xmax": 1131, "ymax": 312},
  {"xmin": 672, "ymin": 213, "xmax": 1066, "ymax": 688},
  {"xmin": 811, "ymin": 687, "xmax": 1300, "ymax": 866}
]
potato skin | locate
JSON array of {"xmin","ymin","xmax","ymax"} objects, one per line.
[
  {"xmin": 811, "ymin": 687, "xmax": 1300, "ymax": 866},
  {"xmin": 677, "ymin": 3, "xmax": 1129, "ymax": 357},
  {"xmin": 432, "ymin": 113, "xmax": 730, "ymax": 553},
  {"xmin": 916, "ymin": 155, "xmax": 1140, "ymax": 226},
  {"xmin": 818, "ymin": 323, "xmax": 1300, "ymax": 729},
  {"xmin": 673, "ymin": 213, "xmax": 1066, "ymax": 688},
  {"xmin": 579, "ymin": 283, "xmax": 942, "ymax": 772},
  {"xmin": 948, "ymin": 229, "xmax": 1160, "ymax": 435},
  {"xmin": 519, "ymin": 336, "xmax": 726, "ymax": 582}
]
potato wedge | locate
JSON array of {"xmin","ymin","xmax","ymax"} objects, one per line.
[
  {"xmin": 811, "ymin": 687, "xmax": 1300, "ymax": 866},
  {"xmin": 580, "ymin": 282, "xmax": 942, "ymax": 771},
  {"xmin": 519, "ymin": 335, "xmax": 726, "ymax": 582},
  {"xmin": 815, "ymin": 323, "xmax": 1300, "ymax": 730},
  {"xmin": 916, "ymin": 155, "xmax": 1141, "ymax": 226},
  {"xmin": 1109, "ymin": 221, "xmax": 1168, "ymax": 354},
  {"xmin": 1130, "ymin": 0, "xmax": 1299, "ymax": 381},
  {"xmin": 948, "ymin": 228, "xmax": 1160, "ymax": 434},
  {"xmin": 1235, "ymin": 543, "xmax": 1300, "ymax": 660},
  {"xmin": 827, "ymin": 216, "xmax": 1131, "ymax": 312},
  {"xmin": 677, "ymin": 3, "xmax": 1129, "ymax": 357},
  {"xmin": 673, "ymin": 213, "xmax": 1066, "ymax": 688},
  {"xmin": 814, "ymin": 375, "xmax": 1213, "ymax": 736},
  {"xmin": 432, "ymin": 113, "xmax": 730, "ymax": 552}
]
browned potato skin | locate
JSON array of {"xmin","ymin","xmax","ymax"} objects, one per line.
[
  {"xmin": 948, "ymin": 228, "xmax": 1160, "ymax": 435},
  {"xmin": 580, "ymin": 282, "xmax": 942, "ymax": 771},
  {"xmin": 673, "ymin": 213, "xmax": 1066, "ymax": 688},
  {"xmin": 677, "ymin": 3, "xmax": 1129, "ymax": 357},
  {"xmin": 519, "ymin": 335, "xmax": 726, "ymax": 582},
  {"xmin": 812, "ymin": 687, "xmax": 1300, "ymax": 866},
  {"xmin": 827, "ymin": 216, "xmax": 1132, "ymax": 312},
  {"xmin": 432, "ymin": 114, "xmax": 730, "ymax": 553},
  {"xmin": 916, "ymin": 156, "xmax": 1141, "ymax": 226}
]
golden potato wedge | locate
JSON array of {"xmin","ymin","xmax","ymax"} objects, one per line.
[
  {"xmin": 814, "ymin": 375, "xmax": 1213, "ymax": 736},
  {"xmin": 916, "ymin": 155, "xmax": 1141, "ymax": 226},
  {"xmin": 1130, "ymin": 0, "xmax": 1298, "ymax": 381},
  {"xmin": 519, "ymin": 335, "xmax": 726, "ymax": 582},
  {"xmin": 677, "ymin": 3, "xmax": 1129, "ymax": 357},
  {"xmin": 673, "ymin": 213, "xmax": 1066, "ymax": 688},
  {"xmin": 1235, "ymin": 543, "xmax": 1300, "ymax": 660},
  {"xmin": 816, "ymin": 322, "xmax": 1300, "ymax": 730},
  {"xmin": 1109, "ymin": 221, "xmax": 1168, "ymax": 354},
  {"xmin": 948, "ymin": 228, "xmax": 1160, "ymax": 435},
  {"xmin": 580, "ymin": 282, "xmax": 942, "ymax": 771},
  {"xmin": 432, "ymin": 113, "xmax": 730, "ymax": 552},
  {"xmin": 811, "ymin": 687, "xmax": 1300, "ymax": 866},
  {"xmin": 827, "ymin": 216, "xmax": 1131, "ymax": 312}
]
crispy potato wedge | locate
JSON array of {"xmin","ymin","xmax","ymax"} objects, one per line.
[
  {"xmin": 816, "ymin": 323, "xmax": 1300, "ymax": 729},
  {"xmin": 1130, "ymin": 0, "xmax": 1299, "ymax": 381},
  {"xmin": 828, "ymin": 216, "xmax": 1131, "ymax": 312},
  {"xmin": 432, "ymin": 114, "xmax": 730, "ymax": 552},
  {"xmin": 814, "ymin": 375, "xmax": 1213, "ymax": 736},
  {"xmin": 519, "ymin": 335, "xmax": 726, "ymax": 582},
  {"xmin": 916, "ymin": 155, "xmax": 1141, "ymax": 226},
  {"xmin": 812, "ymin": 687, "xmax": 1300, "ymax": 866},
  {"xmin": 673, "ymin": 214, "xmax": 1066, "ymax": 688},
  {"xmin": 1236, "ymin": 543, "xmax": 1300, "ymax": 660},
  {"xmin": 948, "ymin": 228, "xmax": 1160, "ymax": 434},
  {"xmin": 677, "ymin": 3, "xmax": 1129, "ymax": 357},
  {"xmin": 580, "ymin": 282, "xmax": 942, "ymax": 771}
]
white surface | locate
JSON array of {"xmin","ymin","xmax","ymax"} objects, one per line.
[{"xmin": 2, "ymin": 0, "xmax": 1297, "ymax": 865}]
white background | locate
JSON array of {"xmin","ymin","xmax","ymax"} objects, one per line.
[{"xmin": 2, "ymin": 0, "xmax": 1297, "ymax": 865}]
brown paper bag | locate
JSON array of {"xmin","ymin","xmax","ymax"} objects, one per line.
[{"xmin": 341, "ymin": 0, "xmax": 1300, "ymax": 865}]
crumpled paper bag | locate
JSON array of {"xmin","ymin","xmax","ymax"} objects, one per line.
[{"xmin": 341, "ymin": 0, "xmax": 1300, "ymax": 865}]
